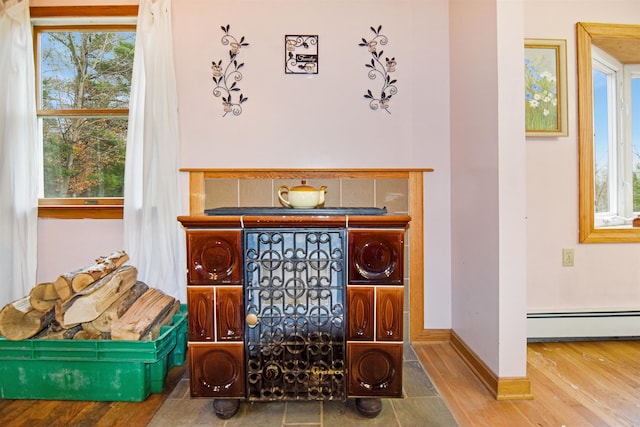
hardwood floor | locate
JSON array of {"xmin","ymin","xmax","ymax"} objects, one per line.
[
  {"xmin": 1, "ymin": 340, "xmax": 638, "ymax": 426},
  {"xmin": 414, "ymin": 340, "xmax": 640, "ymax": 427},
  {"xmin": 0, "ymin": 362, "xmax": 187, "ymax": 427}
]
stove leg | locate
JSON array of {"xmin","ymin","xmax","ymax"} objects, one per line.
[
  {"xmin": 355, "ymin": 398, "xmax": 382, "ymax": 418},
  {"xmin": 212, "ymin": 399, "xmax": 240, "ymax": 419}
]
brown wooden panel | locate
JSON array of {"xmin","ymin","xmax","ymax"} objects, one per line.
[
  {"xmin": 347, "ymin": 343, "xmax": 403, "ymax": 398},
  {"xmin": 216, "ymin": 287, "xmax": 243, "ymax": 341},
  {"xmin": 241, "ymin": 215, "xmax": 347, "ymax": 228},
  {"xmin": 348, "ymin": 230, "xmax": 404, "ymax": 284},
  {"xmin": 347, "ymin": 287, "xmax": 374, "ymax": 340},
  {"xmin": 186, "ymin": 230, "xmax": 242, "ymax": 284},
  {"xmin": 178, "ymin": 215, "xmax": 410, "ymax": 229},
  {"xmin": 376, "ymin": 287, "xmax": 403, "ymax": 341},
  {"xmin": 38, "ymin": 205, "xmax": 123, "ymax": 219},
  {"xmin": 345, "ymin": 216, "xmax": 410, "ymax": 228},
  {"xmin": 30, "ymin": 6, "xmax": 139, "ymax": 18},
  {"xmin": 187, "ymin": 287, "xmax": 214, "ymax": 341},
  {"xmin": 189, "ymin": 343, "xmax": 245, "ymax": 398}
]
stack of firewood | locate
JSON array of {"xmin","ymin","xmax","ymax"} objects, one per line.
[{"xmin": 0, "ymin": 250, "xmax": 180, "ymax": 341}]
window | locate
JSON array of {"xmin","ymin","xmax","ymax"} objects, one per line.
[
  {"xmin": 577, "ymin": 22, "xmax": 640, "ymax": 242},
  {"xmin": 32, "ymin": 6, "xmax": 137, "ymax": 219},
  {"xmin": 592, "ymin": 47, "xmax": 640, "ymax": 227},
  {"xmin": 592, "ymin": 48, "xmax": 620, "ymax": 225},
  {"xmin": 627, "ymin": 66, "xmax": 640, "ymax": 211}
]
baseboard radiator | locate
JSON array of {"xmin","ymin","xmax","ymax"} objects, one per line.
[{"xmin": 527, "ymin": 310, "xmax": 640, "ymax": 341}]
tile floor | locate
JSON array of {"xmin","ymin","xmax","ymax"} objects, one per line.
[{"xmin": 148, "ymin": 344, "xmax": 458, "ymax": 426}]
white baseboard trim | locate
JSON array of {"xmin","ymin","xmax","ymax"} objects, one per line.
[{"xmin": 527, "ymin": 310, "xmax": 640, "ymax": 340}]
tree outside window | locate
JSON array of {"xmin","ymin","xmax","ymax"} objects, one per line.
[{"xmin": 37, "ymin": 27, "xmax": 135, "ymax": 200}]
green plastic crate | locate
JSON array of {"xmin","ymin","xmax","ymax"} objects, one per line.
[{"xmin": 0, "ymin": 304, "xmax": 187, "ymax": 401}]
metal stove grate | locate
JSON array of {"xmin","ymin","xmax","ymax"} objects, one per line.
[{"xmin": 244, "ymin": 228, "xmax": 346, "ymax": 401}]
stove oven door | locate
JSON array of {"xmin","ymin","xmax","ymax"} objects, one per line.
[{"xmin": 244, "ymin": 228, "xmax": 346, "ymax": 401}]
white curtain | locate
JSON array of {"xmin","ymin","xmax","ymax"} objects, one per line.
[
  {"xmin": 0, "ymin": 0, "xmax": 39, "ymax": 308},
  {"xmin": 124, "ymin": 0, "xmax": 185, "ymax": 301}
]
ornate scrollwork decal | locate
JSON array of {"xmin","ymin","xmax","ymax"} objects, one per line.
[
  {"xmin": 211, "ymin": 25, "xmax": 249, "ymax": 117},
  {"xmin": 285, "ymin": 35, "xmax": 318, "ymax": 74},
  {"xmin": 358, "ymin": 25, "xmax": 398, "ymax": 114}
]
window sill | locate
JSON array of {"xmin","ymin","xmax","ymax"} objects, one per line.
[{"xmin": 38, "ymin": 205, "xmax": 123, "ymax": 219}]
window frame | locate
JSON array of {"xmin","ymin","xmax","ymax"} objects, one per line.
[
  {"xmin": 577, "ymin": 22, "xmax": 640, "ymax": 243},
  {"xmin": 31, "ymin": 5, "xmax": 137, "ymax": 219}
]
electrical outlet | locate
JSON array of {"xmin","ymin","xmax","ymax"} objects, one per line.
[{"xmin": 562, "ymin": 248, "xmax": 574, "ymax": 267}]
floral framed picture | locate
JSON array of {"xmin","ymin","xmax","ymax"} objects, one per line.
[{"xmin": 524, "ymin": 39, "xmax": 568, "ymax": 137}]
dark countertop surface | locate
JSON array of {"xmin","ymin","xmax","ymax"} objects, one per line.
[{"xmin": 204, "ymin": 207, "xmax": 387, "ymax": 216}]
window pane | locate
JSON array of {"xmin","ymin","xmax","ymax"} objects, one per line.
[
  {"xmin": 42, "ymin": 116, "xmax": 127, "ymax": 198},
  {"xmin": 40, "ymin": 31, "xmax": 135, "ymax": 110},
  {"xmin": 38, "ymin": 27, "xmax": 134, "ymax": 201},
  {"xmin": 593, "ymin": 68, "xmax": 610, "ymax": 213},
  {"xmin": 632, "ymin": 76, "xmax": 640, "ymax": 211}
]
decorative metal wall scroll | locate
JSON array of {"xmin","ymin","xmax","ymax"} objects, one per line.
[
  {"xmin": 358, "ymin": 25, "xmax": 397, "ymax": 114},
  {"xmin": 285, "ymin": 35, "xmax": 318, "ymax": 74},
  {"xmin": 211, "ymin": 25, "xmax": 249, "ymax": 117}
]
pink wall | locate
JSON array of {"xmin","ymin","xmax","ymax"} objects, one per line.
[
  {"xmin": 449, "ymin": 0, "xmax": 500, "ymax": 374},
  {"xmin": 449, "ymin": 0, "xmax": 528, "ymax": 377},
  {"xmin": 37, "ymin": 219, "xmax": 124, "ymax": 283},
  {"xmin": 524, "ymin": 1, "xmax": 640, "ymax": 314},
  {"xmin": 174, "ymin": 1, "xmax": 438, "ymax": 169}
]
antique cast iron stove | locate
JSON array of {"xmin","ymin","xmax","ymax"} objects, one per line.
[{"xmin": 178, "ymin": 208, "xmax": 409, "ymax": 419}]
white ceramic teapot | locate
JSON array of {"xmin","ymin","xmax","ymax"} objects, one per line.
[{"xmin": 278, "ymin": 180, "xmax": 327, "ymax": 208}]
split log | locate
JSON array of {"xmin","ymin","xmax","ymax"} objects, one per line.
[
  {"xmin": 55, "ymin": 265, "xmax": 137, "ymax": 328},
  {"xmin": 91, "ymin": 281, "xmax": 149, "ymax": 333},
  {"xmin": 111, "ymin": 288, "xmax": 178, "ymax": 340},
  {"xmin": 34, "ymin": 321, "xmax": 104, "ymax": 340},
  {"xmin": 73, "ymin": 330, "xmax": 103, "ymax": 340},
  {"xmin": 35, "ymin": 317, "xmax": 65, "ymax": 335},
  {"xmin": 71, "ymin": 250, "xmax": 129, "ymax": 292},
  {"xmin": 33, "ymin": 324, "xmax": 83, "ymax": 340},
  {"xmin": 80, "ymin": 320, "xmax": 104, "ymax": 336},
  {"xmin": 29, "ymin": 282, "xmax": 59, "ymax": 312},
  {"xmin": 142, "ymin": 300, "xmax": 181, "ymax": 340},
  {"xmin": 0, "ymin": 297, "xmax": 56, "ymax": 341},
  {"xmin": 54, "ymin": 250, "xmax": 129, "ymax": 301}
]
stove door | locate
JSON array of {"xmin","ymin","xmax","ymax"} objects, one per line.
[{"xmin": 244, "ymin": 229, "xmax": 346, "ymax": 401}]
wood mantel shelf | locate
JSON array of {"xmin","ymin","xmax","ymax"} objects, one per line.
[{"xmin": 179, "ymin": 167, "xmax": 433, "ymax": 176}]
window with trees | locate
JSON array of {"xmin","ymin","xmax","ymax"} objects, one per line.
[
  {"xmin": 577, "ymin": 22, "xmax": 640, "ymax": 243},
  {"xmin": 33, "ymin": 8, "xmax": 136, "ymax": 219},
  {"xmin": 592, "ymin": 46, "xmax": 640, "ymax": 227}
]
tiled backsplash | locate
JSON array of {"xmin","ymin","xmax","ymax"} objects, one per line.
[{"xmin": 204, "ymin": 177, "xmax": 409, "ymax": 214}]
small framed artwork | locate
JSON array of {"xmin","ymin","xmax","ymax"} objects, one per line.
[
  {"xmin": 524, "ymin": 39, "xmax": 568, "ymax": 137},
  {"xmin": 285, "ymin": 35, "xmax": 318, "ymax": 74}
]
